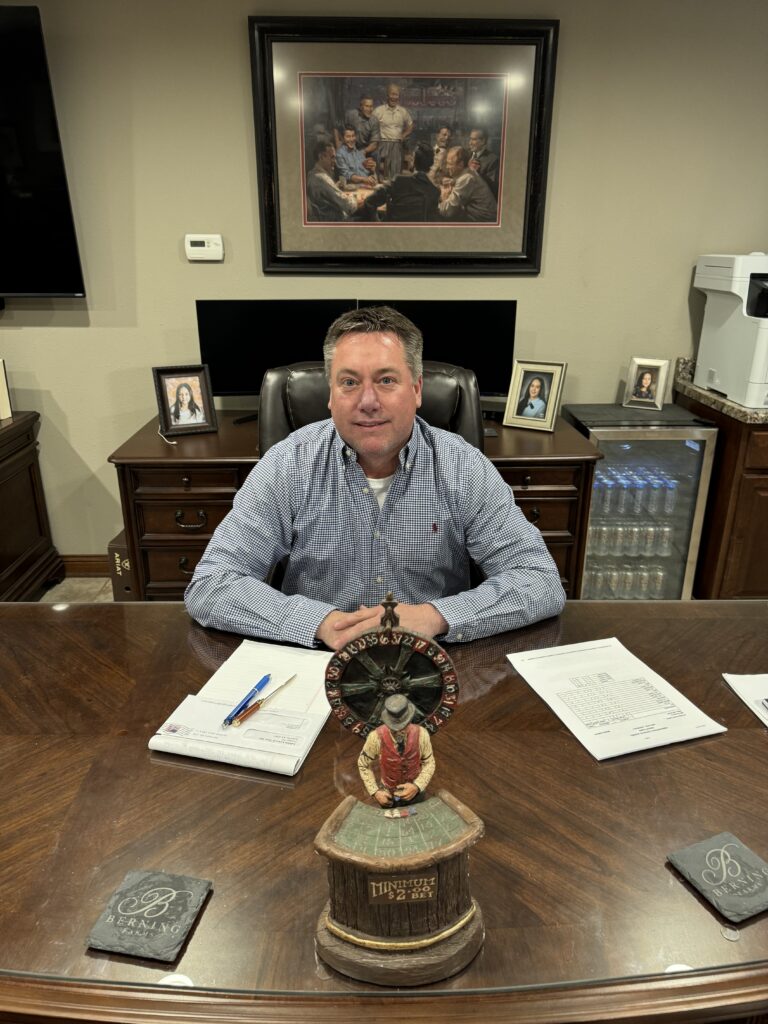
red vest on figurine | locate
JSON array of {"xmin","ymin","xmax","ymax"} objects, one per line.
[{"xmin": 377, "ymin": 724, "xmax": 420, "ymax": 790}]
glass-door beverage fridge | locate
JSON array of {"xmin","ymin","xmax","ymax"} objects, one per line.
[{"xmin": 562, "ymin": 405, "xmax": 717, "ymax": 600}]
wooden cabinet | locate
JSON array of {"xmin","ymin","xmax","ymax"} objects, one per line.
[
  {"xmin": 109, "ymin": 413, "xmax": 600, "ymax": 601},
  {"xmin": 675, "ymin": 390, "xmax": 768, "ymax": 598},
  {"xmin": 0, "ymin": 412, "xmax": 64, "ymax": 600}
]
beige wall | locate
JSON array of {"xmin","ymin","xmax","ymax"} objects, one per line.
[{"xmin": 1, "ymin": 0, "xmax": 767, "ymax": 555}]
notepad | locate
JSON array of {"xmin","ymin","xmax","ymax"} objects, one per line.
[{"xmin": 149, "ymin": 640, "xmax": 332, "ymax": 776}]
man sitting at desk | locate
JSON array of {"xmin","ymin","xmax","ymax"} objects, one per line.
[
  {"xmin": 185, "ymin": 306, "xmax": 565, "ymax": 650},
  {"xmin": 335, "ymin": 126, "xmax": 377, "ymax": 187}
]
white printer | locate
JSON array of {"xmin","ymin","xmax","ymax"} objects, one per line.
[{"xmin": 693, "ymin": 252, "xmax": 768, "ymax": 409}]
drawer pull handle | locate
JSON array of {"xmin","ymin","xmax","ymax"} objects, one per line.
[
  {"xmin": 529, "ymin": 506, "xmax": 541, "ymax": 524},
  {"xmin": 523, "ymin": 474, "xmax": 532, "ymax": 487},
  {"xmin": 178, "ymin": 557, "xmax": 195, "ymax": 576},
  {"xmin": 175, "ymin": 509, "xmax": 207, "ymax": 530},
  {"xmin": 181, "ymin": 475, "xmax": 191, "ymax": 489}
]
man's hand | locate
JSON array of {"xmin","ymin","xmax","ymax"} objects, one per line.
[
  {"xmin": 316, "ymin": 603, "xmax": 448, "ymax": 651},
  {"xmin": 374, "ymin": 788, "xmax": 393, "ymax": 807},
  {"xmin": 394, "ymin": 782, "xmax": 419, "ymax": 802}
]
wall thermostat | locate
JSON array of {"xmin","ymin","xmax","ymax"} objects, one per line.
[{"xmin": 184, "ymin": 234, "xmax": 224, "ymax": 262}]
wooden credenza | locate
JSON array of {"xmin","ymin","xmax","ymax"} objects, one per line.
[
  {"xmin": 108, "ymin": 413, "xmax": 600, "ymax": 601},
  {"xmin": 0, "ymin": 411, "xmax": 64, "ymax": 600}
]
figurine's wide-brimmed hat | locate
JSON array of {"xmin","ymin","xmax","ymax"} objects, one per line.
[{"xmin": 381, "ymin": 694, "xmax": 416, "ymax": 730}]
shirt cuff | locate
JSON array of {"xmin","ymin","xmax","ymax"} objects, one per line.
[{"xmin": 280, "ymin": 597, "xmax": 337, "ymax": 648}]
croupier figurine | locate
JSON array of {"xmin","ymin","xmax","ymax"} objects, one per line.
[{"xmin": 357, "ymin": 694, "xmax": 435, "ymax": 808}]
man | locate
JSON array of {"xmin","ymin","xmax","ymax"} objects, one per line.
[
  {"xmin": 306, "ymin": 140, "xmax": 362, "ymax": 222},
  {"xmin": 467, "ymin": 128, "xmax": 500, "ymax": 199},
  {"xmin": 428, "ymin": 124, "xmax": 452, "ymax": 185},
  {"xmin": 357, "ymin": 695, "xmax": 434, "ymax": 808},
  {"xmin": 364, "ymin": 143, "xmax": 439, "ymax": 221},
  {"xmin": 372, "ymin": 83, "xmax": 413, "ymax": 181},
  {"xmin": 437, "ymin": 146, "xmax": 497, "ymax": 223},
  {"xmin": 335, "ymin": 95, "xmax": 380, "ymax": 158},
  {"xmin": 335, "ymin": 126, "xmax": 377, "ymax": 187},
  {"xmin": 185, "ymin": 306, "xmax": 565, "ymax": 650}
]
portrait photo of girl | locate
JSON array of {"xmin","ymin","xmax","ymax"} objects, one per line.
[
  {"xmin": 504, "ymin": 360, "xmax": 567, "ymax": 432},
  {"xmin": 153, "ymin": 364, "xmax": 218, "ymax": 437}
]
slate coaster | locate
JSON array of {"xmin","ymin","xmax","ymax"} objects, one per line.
[
  {"xmin": 668, "ymin": 833, "xmax": 768, "ymax": 923},
  {"xmin": 87, "ymin": 869, "xmax": 212, "ymax": 961}
]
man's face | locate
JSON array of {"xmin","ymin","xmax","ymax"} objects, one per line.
[
  {"xmin": 328, "ymin": 331, "xmax": 422, "ymax": 478},
  {"xmin": 436, "ymin": 127, "xmax": 450, "ymax": 147},
  {"xmin": 343, "ymin": 129, "xmax": 357, "ymax": 150},
  {"xmin": 469, "ymin": 130, "xmax": 484, "ymax": 153},
  {"xmin": 359, "ymin": 98, "xmax": 373, "ymax": 118},
  {"xmin": 318, "ymin": 145, "xmax": 335, "ymax": 173},
  {"xmin": 446, "ymin": 149, "xmax": 464, "ymax": 179},
  {"xmin": 386, "ymin": 86, "xmax": 400, "ymax": 107}
]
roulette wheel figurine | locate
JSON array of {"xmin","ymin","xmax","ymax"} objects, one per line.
[{"xmin": 314, "ymin": 595, "xmax": 485, "ymax": 986}]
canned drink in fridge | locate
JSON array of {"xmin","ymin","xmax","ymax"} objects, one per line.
[
  {"xmin": 640, "ymin": 523, "xmax": 656, "ymax": 556},
  {"xmin": 590, "ymin": 570, "xmax": 606, "ymax": 599},
  {"xmin": 635, "ymin": 567, "xmax": 651, "ymax": 599},
  {"xmin": 609, "ymin": 525, "xmax": 625, "ymax": 556},
  {"xmin": 648, "ymin": 565, "xmax": 665, "ymax": 599},
  {"xmin": 624, "ymin": 524, "xmax": 641, "ymax": 556},
  {"xmin": 595, "ymin": 524, "xmax": 611, "ymax": 555},
  {"xmin": 604, "ymin": 564, "xmax": 620, "ymax": 598},
  {"xmin": 656, "ymin": 525, "xmax": 673, "ymax": 557},
  {"xmin": 618, "ymin": 565, "xmax": 635, "ymax": 599}
]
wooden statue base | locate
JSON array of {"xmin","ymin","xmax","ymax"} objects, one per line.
[
  {"xmin": 314, "ymin": 789, "xmax": 485, "ymax": 987},
  {"xmin": 315, "ymin": 899, "xmax": 485, "ymax": 986}
]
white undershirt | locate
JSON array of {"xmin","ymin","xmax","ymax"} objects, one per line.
[{"xmin": 366, "ymin": 473, "xmax": 395, "ymax": 509}]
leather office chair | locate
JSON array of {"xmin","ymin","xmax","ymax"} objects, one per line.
[{"xmin": 258, "ymin": 360, "xmax": 484, "ymax": 455}]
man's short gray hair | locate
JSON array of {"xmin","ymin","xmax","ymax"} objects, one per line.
[{"xmin": 323, "ymin": 306, "xmax": 424, "ymax": 382}]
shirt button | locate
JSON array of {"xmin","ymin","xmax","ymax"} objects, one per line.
[
  {"xmin": 363, "ymin": 487, "xmax": 369, "ymax": 493},
  {"xmin": 374, "ymin": 530, "xmax": 380, "ymax": 538},
  {"xmin": 376, "ymin": 575, "xmax": 383, "ymax": 583},
  {"xmin": 456, "ymin": 632, "xmax": 463, "ymax": 640}
]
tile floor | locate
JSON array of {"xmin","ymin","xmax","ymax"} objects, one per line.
[{"xmin": 38, "ymin": 577, "xmax": 114, "ymax": 603}]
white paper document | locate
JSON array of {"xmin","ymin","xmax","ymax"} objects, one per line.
[
  {"xmin": 507, "ymin": 637, "xmax": 726, "ymax": 761},
  {"xmin": 149, "ymin": 640, "xmax": 332, "ymax": 776},
  {"xmin": 722, "ymin": 674, "xmax": 768, "ymax": 728}
]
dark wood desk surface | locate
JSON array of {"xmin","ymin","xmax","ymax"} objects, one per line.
[{"xmin": 1, "ymin": 601, "xmax": 767, "ymax": 1024}]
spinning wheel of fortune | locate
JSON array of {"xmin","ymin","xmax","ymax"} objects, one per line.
[{"xmin": 324, "ymin": 593, "xmax": 459, "ymax": 738}]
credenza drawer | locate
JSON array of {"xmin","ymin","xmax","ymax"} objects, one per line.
[
  {"xmin": 132, "ymin": 467, "xmax": 241, "ymax": 494},
  {"xmin": 143, "ymin": 548, "xmax": 203, "ymax": 584},
  {"xmin": 516, "ymin": 497, "xmax": 575, "ymax": 534},
  {"xmin": 499, "ymin": 465, "xmax": 580, "ymax": 492},
  {"xmin": 744, "ymin": 430, "xmax": 768, "ymax": 470},
  {"xmin": 136, "ymin": 502, "xmax": 230, "ymax": 540}
]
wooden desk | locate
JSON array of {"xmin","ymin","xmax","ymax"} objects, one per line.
[
  {"xmin": 108, "ymin": 413, "xmax": 600, "ymax": 601},
  {"xmin": 1, "ymin": 601, "xmax": 768, "ymax": 1023}
]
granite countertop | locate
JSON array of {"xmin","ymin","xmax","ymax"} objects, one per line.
[{"xmin": 674, "ymin": 357, "xmax": 768, "ymax": 424}]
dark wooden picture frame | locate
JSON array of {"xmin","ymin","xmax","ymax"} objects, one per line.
[
  {"xmin": 152, "ymin": 364, "xmax": 218, "ymax": 437},
  {"xmin": 249, "ymin": 16, "xmax": 558, "ymax": 275}
]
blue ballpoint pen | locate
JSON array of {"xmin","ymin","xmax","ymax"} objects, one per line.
[{"xmin": 222, "ymin": 673, "xmax": 271, "ymax": 726}]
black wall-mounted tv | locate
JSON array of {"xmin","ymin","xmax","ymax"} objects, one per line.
[
  {"xmin": 196, "ymin": 299, "xmax": 516, "ymax": 399},
  {"xmin": 0, "ymin": 6, "xmax": 85, "ymax": 300}
]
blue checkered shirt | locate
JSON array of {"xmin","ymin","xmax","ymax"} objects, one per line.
[{"xmin": 185, "ymin": 417, "xmax": 565, "ymax": 647}]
